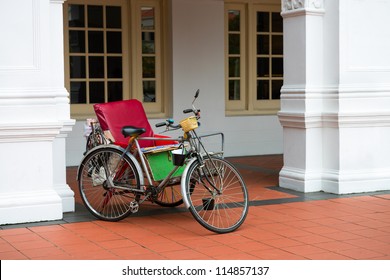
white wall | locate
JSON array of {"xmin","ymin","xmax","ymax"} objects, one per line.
[
  {"xmin": 66, "ymin": 121, "xmax": 86, "ymax": 166},
  {"xmin": 171, "ymin": 0, "xmax": 283, "ymax": 157},
  {"xmin": 66, "ymin": 0, "xmax": 283, "ymax": 166}
]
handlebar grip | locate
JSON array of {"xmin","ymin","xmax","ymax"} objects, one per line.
[
  {"xmin": 183, "ymin": 109, "xmax": 193, "ymax": 114},
  {"xmin": 155, "ymin": 122, "xmax": 166, "ymax": 127}
]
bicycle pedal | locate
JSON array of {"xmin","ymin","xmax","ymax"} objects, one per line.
[{"xmin": 129, "ymin": 201, "xmax": 139, "ymax": 213}]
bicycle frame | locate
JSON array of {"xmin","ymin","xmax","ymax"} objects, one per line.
[
  {"xmin": 104, "ymin": 126, "xmax": 223, "ymax": 206},
  {"xmin": 141, "ymin": 131, "xmax": 224, "ymax": 205}
]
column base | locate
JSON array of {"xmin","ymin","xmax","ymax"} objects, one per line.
[
  {"xmin": 279, "ymin": 166, "xmax": 323, "ymax": 193},
  {"xmin": 322, "ymin": 169, "xmax": 390, "ymax": 194},
  {"xmin": 53, "ymin": 183, "xmax": 75, "ymax": 212},
  {"xmin": 0, "ymin": 190, "xmax": 62, "ymax": 225},
  {"xmin": 280, "ymin": 167, "xmax": 390, "ymax": 194}
]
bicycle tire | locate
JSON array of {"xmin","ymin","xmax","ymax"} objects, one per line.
[
  {"xmin": 154, "ymin": 183, "xmax": 183, "ymax": 207},
  {"xmin": 184, "ymin": 157, "xmax": 248, "ymax": 233},
  {"xmin": 78, "ymin": 146, "xmax": 142, "ymax": 221}
]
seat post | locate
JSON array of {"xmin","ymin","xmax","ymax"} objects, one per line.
[{"xmin": 133, "ymin": 138, "xmax": 153, "ymax": 185}]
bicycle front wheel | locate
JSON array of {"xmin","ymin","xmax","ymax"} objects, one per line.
[
  {"xmin": 78, "ymin": 146, "xmax": 141, "ymax": 221},
  {"xmin": 184, "ymin": 157, "xmax": 248, "ymax": 233}
]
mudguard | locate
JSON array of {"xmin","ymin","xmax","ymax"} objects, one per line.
[
  {"xmin": 77, "ymin": 144, "xmax": 145, "ymax": 188},
  {"xmin": 180, "ymin": 157, "xmax": 198, "ymax": 209}
]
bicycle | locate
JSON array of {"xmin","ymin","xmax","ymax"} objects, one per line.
[
  {"xmin": 84, "ymin": 119, "xmax": 110, "ymax": 154},
  {"xmin": 77, "ymin": 90, "xmax": 249, "ymax": 233}
]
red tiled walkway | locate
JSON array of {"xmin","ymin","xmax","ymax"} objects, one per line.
[{"xmin": 1, "ymin": 155, "xmax": 390, "ymax": 260}]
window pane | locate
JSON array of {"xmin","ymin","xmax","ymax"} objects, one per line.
[
  {"xmin": 257, "ymin": 57, "xmax": 269, "ymax": 77},
  {"xmin": 228, "ymin": 80, "xmax": 240, "ymax": 100},
  {"xmin": 257, "ymin": 35, "xmax": 269, "ymax": 55},
  {"xmin": 272, "ymin": 80, "xmax": 282, "ymax": 100},
  {"xmin": 272, "ymin": 35, "xmax": 283, "ymax": 55},
  {"xmin": 108, "ymin": 82, "xmax": 123, "ymax": 101},
  {"xmin": 106, "ymin": 6, "xmax": 121, "ymax": 28},
  {"xmin": 70, "ymin": 82, "xmax": 86, "ymax": 104},
  {"xmin": 89, "ymin": 56, "xmax": 104, "ymax": 78},
  {"xmin": 70, "ymin": 56, "xmax": 86, "ymax": 78},
  {"xmin": 69, "ymin": 31, "xmax": 85, "ymax": 53},
  {"xmin": 257, "ymin": 80, "xmax": 269, "ymax": 100},
  {"xmin": 229, "ymin": 57, "xmax": 240, "ymax": 77},
  {"xmin": 272, "ymin": 12, "xmax": 283, "ymax": 32},
  {"xmin": 89, "ymin": 82, "xmax": 105, "ymax": 103},
  {"xmin": 228, "ymin": 10, "xmax": 240, "ymax": 32},
  {"xmin": 257, "ymin": 12, "xmax": 269, "ymax": 32},
  {"xmin": 272, "ymin": 58, "xmax": 283, "ymax": 76},
  {"xmin": 229, "ymin": 34, "xmax": 240, "ymax": 55},
  {"xmin": 141, "ymin": 7, "xmax": 154, "ymax": 30},
  {"xmin": 142, "ymin": 32, "xmax": 155, "ymax": 54},
  {"xmin": 88, "ymin": 31, "xmax": 104, "ymax": 53},
  {"xmin": 68, "ymin": 5, "xmax": 84, "ymax": 27},
  {"xmin": 107, "ymin": 32, "xmax": 122, "ymax": 53},
  {"xmin": 107, "ymin": 57, "xmax": 122, "ymax": 78},
  {"xmin": 143, "ymin": 81, "xmax": 156, "ymax": 102},
  {"xmin": 88, "ymin": 5, "xmax": 103, "ymax": 28},
  {"xmin": 142, "ymin": 57, "xmax": 155, "ymax": 78}
]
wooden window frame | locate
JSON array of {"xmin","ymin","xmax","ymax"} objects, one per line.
[
  {"xmin": 64, "ymin": 0, "xmax": 169, "ymax": 120},
  {"xmin": 225, "ymin": 1, "xmax": 283, "ymax": 116}
]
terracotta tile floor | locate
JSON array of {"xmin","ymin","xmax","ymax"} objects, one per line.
[{"xmin": 1, "ymin": 155, "xmax": 390, "ymax": 260}]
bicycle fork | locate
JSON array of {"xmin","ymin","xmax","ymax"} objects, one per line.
[{"xmin": 180, "ymin": 157, "xmax": 224, "ymax": 210}]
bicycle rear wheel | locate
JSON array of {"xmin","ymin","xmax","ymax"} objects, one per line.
[
  {"xmin": 78, "ymin": 146, "xmax": 141, "ymax": 221},
  {"xmin": 184, "ymin": 157, "xmax": 248, "ymax": 233}
]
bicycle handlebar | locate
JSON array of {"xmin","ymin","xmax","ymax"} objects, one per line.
[
  {"xmin": 155, "ymin": 89, "xmax": 201, "ymax": 130},
  {"xmin": 155, "ymin": 120, "xmax": 181, "ymax": 130}
]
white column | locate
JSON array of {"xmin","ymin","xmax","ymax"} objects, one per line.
[
  {"xmin": 0, "ymin": 0, "xmax": 74, "ymax": 224},
  {"xmin": 279, "ymin": 0, "xmax": 390, "ymax": 194},
  {"xmin": 325, "ymin": 0, "xmax": 390, "ymax": 193},
  {"xmin": 53, "ymin": 122, "xmax": 75, "ymax": 213},
  {"xmin": 50, "ymin": 0, "xmax": 76, "ymax": 212},
  {"xmin": 278, "ymin": 0, "xmax": 325, "ymax": 192}
]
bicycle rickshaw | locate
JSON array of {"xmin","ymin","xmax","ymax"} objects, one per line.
[{"xmin": 78, "ymin": 90, "xmax": 248, "ymax": 233}]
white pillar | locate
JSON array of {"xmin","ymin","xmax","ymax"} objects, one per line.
[
  {"xmin": 279, "ymin": 0, "xmax": 390, "ymax": 194},
  {"xmin": 50, "ymin": 0, "xmax": 76, "ymax": 212},
  {"xmin": 53, "ymin": 122, "xmax": 75, "ymax": 213},
  {"xmin": 0, "ymin": 0, "xmax": 74, "ymax": 224},
  {"xmin": 278, "ymin": 0, "xmax": 325, "ymax": 193}
]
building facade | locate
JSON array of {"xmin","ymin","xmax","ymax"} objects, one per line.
[{"xmin": 1, "ymin": 0, "xmax": 389, "ymax": 224}]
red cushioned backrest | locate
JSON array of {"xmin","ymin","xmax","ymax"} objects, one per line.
[{"xmin": 93, "ymin": 99, "xmax": 155, "ymax": 148}]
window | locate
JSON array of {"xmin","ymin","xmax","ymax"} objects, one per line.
[
  {"xmin": 225, "ymin": 1, "xmax": 283, "ymax": 115},
  {"xmin": 135, "ymin": 2, "xmax": 164, "ymax": 114},
  {"xmin": 64, "ymin": 0, "xmax": 168, "ymax": 119}
]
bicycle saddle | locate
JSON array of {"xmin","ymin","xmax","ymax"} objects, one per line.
[{"xmin": 121, "ymin": 126, "xmax": 146, "ymax": 138}]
